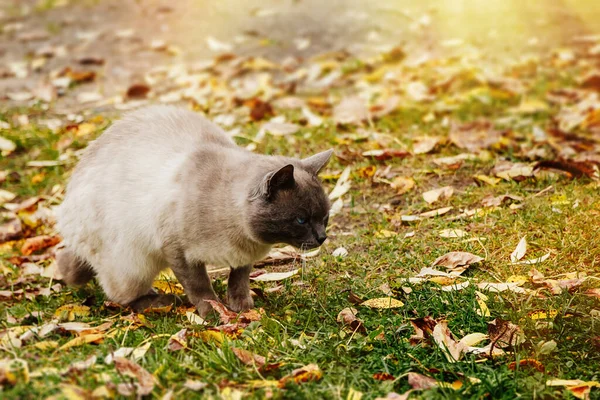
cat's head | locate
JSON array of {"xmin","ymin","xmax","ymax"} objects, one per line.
[{"xmin": 248, "ymin": 150, "xmax": 333, "ymax": 250}]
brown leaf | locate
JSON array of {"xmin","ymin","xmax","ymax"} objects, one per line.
[
  {"xmin": 408, "ymin": 372, "xmax": 438, "ymax": 390},
  {"xmin": 333, "ymin": 96, "xmax": 369, "ymax": 125},
  {"xmin": 126, "ymin": 84, "xmax": 151, "ymax": 99},
  {"xmin": 78, "ymin": 56, "xmax": 105, "ymax": 66},
  {"xmin": 114, "ymin": 357, "xmax": 155, "ymax": 396},
  {"xmin": 535, "ymin": 160, "xmax": 596, "ymax": 179},
  {"xmin": 373, "ymin": 372, "xmax": 395, "ymax": 381},
  {"xmin": 167, "ymin": 329, "xmax": 187, "ymax": 351},
  {"xmin": 449, "ymin": 121, "xmax": 503, "ymax": 152},
  {"xmin": 431, "ymin": 251, "xmax": 483, "ymax": 275},
  {"xmin": 205, "ymin": 300, "xmax": 264, "ymax": 324},
  {"xmin": 336, "ymin": 307, "xmax": 366, "ymax": 333},
  {"xmin": 246, "ymin": 98, "xmax": 274, "ymax": 121},
  {"xmin": 508, "ymin": 358, "xmax": 544, "ymax": 372},
  {"xmin": 60, "ymin": 67, "xmax": 96, "ymax": 83},
  {"xmin": 279, "ymin": 364, "xmax": 322, "ymax": 387},
  {"xmin": 21, "ymin": 235, "xmax": 61, "ymax": 256},
  {"xmin": 481, "ymin": 194, "xmax": 524, "ymax": 207},
  {"xmin": 231, "ymin": 347, "xmax": 266, "ymax": 367},
  {"xmin": 0, "ymin": 218, "xmax": 23, "ymax": 243},
  {"xmin": 409, "ymin": 316, "xmax": 437, "ymax": 345},
  {"xmin": 432, "ymin": 320, "xmax": 466, "ymax": 362},
  {"xmin": 422, "ymin": 186, "xmax": 454, "ymax": 204},
  {"xmin": 362, "ymin": 149, "xmax": 410, "ymax": 161},
  {"xmin": 488, "ymin": 318, "xmax": 525, "ymax": 348}
]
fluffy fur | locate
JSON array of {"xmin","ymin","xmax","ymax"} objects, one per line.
[{"xmin": 56, "ymin": 105, "xmax": 331, "ymax": 315}]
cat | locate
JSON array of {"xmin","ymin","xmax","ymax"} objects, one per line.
[{"xmin": 56, "ymin": 105, "xmax": 332, "ymax": 316}]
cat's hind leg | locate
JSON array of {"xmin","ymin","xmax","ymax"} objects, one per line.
[
  {"xmin": 94, "ymin": 255, "xmax": 181, "ymax": 312},
  {"xmin": 55, "ymin": 247, "xmax": 95, "ymax": 286}
]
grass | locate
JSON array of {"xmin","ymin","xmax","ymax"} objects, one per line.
[{"xmin": 2, "ymin": 53, "xmax": 600, "ymax": 399}]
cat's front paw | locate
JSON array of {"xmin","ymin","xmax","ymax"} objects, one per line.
[{"xmin": 227, "ymin": 292, "xmax": 254, "ymax": 313}]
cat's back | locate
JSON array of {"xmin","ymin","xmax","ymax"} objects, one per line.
[{"xmin": 89, "ymin": 105, "xmax": 234, "ymax": 157}]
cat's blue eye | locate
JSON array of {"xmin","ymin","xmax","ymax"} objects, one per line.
[{"xmin": 296, "ymin": 217, "xmax": 307, "ymax": 225}]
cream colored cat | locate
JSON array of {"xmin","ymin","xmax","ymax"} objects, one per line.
[{"xmin": 56, "ymin": 106, "xmax": 332, "ymax": 316}]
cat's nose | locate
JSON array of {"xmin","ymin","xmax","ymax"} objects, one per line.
[{"xmin": 317, "ymin": 235, "xmax": 327, "ymax": 245}]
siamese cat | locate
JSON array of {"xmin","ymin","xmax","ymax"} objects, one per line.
[{"xmin": 56, "ymin": 105, "xmax": 332, "ymax": 316}]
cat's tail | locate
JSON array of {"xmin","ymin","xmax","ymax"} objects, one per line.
[{"xmin": 55, "ymin": 247, "xmax": 95, "ymax": 286}]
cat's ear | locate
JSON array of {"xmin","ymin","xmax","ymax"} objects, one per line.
[
  {"xmin": 302, "ymin": 149, "xmax": 333, "ymax": 175},
  {"xmin": 253, "ymin": 164, "xmax": 295, "ymax": 200}
]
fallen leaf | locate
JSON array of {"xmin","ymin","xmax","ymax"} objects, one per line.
[
  {"xmin": 431, "ymin": 251, "xmax": 483, "ymax": 275},
  {"xmin": 449, "ymin": 121, "xmax": 503, "ymax": 152},
  {"xmin": 433, "ymin": 153, "xmax": 476, "ymax": 167},
  {"xmin": 535, "ymin": 160, "xmax": 596, "ymax": 179},
  {"xmin": 514, "ymin": 252, "xmax": 550, "ymax": 265},
  {"xmin": 333, "ymin": 96, "xmax": 368, "ymax": 125},
  {"xmin": 250, "ymin": 269, "xmax": 299, "ymax": 282},
  {"xmin": 423, "ymin": 186, "xmax": 454, "ymax": 204},
  {"xmin": 58, "ymin": 333, "xmax": 104, "ymax": 350},
  {"xmin": 114, "ymin": 357, "xmax": 155, "ymax": 396},
  {"xmin": 332, "ymin": 247, "xmax": 349, "ymax": 257},
  {"xmin": 432, "ymin": 320, "xmax": 465, "ymax": 362},
  {"xmin": 508, "ymin": 359, "xmax": 545, "ymax": 372},
  {"xmin": 21, "ymin": 235, "xmax": 61, "ymax": 256},
  {"xmin": 184, "ymin": 379, "xmax": 208, "ymax": 391},
  {"xmin": 413, "ymin": 136, "xmax": 441, "ymax": 154},
  {"xmin": 152, "ymin": 280, "xmax": 184, "ymax": 295},
  {"xmin": 493, "ymin": 162, "xmax": 535, "ymax": 181},
  {"xmin": 329, "ymin": 167, "xmax": 352, "ymax": 200},
  {"xmin": 167, "ymin": 329, "xmax": 188, "ymax": 351},
  {"xmin": 126, "ymin": 83, "xmax": 151, "ymax": 99},
  {"xmin": 279, "ymin": 364, "xmax": 322, "ymax": 387},
  {"xmin": 260, "ymin": 122, "xmax": 300, "ymax": 136},
  {"xmin": 0, "ymin": 218, "xmax": 23, "ymax": 243},
  {"xmin": 477, "ymin": 282, "xmax": 528, "ymax": 294},
  {"xmin": 231, "ymin": 347, "xmax": 266, "ymax": 367},
  {"xmin": 407, "ymin": 372, "xmax": 438, "ymax": 390},
  {"xmin": 373, "ymin": 372, "xmax": 395, "ymax": 381},
  {"xmin": 336, "ymin": 307, "xmax": 365, "ymax": 333},
  {"xmin": 186, "ymin": 311, "xmax": 206, "ymax": 325},
  {"xmin": 390, "ymin": 176, "xmax": 416, "ymax": 195},
  {"xmin": 510, "ymin": 236, "xmax": 527, "ymax": 263},
  {"xmin": 362, "ymin": 149, "xmax": 410, "ymax": 161},
  {"xmin": 360, "ymin": 297, "xmax": 404, "ymax": 309},
  {"xmin": 0, "ymin": 136, "xmax": 17, "ymax": 155},
  {"xmin": 54, "ymin": 305, "xmax": 91, "ymax": 321},
  {"xmin": 481, "ymin": 194, "xmax": 523, "ymax": 207},
  {"xmin": 419, "ymin": 206, "xmax": 453, "ymax": 218},
  {"xmin": 488, "ymin": 318, "xmax": 525, "ymax": 348},
  {"xmin": 441, "ymin": 281, "xmax": 470, "ymax": 292},
  {"xmin": 438, "ymin": 229, "xmax": 468, "ymax": 238}
]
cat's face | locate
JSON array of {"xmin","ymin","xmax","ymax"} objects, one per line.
[{"xmin": 248, "ymin": 150, "xmax": 333, "ymax": 250}]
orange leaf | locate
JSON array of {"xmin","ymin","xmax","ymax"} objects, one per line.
[{"xmin": 21, "ymin": 235, "xmax": 61, "ymax": 256}]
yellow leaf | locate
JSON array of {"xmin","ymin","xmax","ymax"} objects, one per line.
[
  {"xmin": 375, "ymin": 229, "xmax": 397, "ymax": 238},
  {"xmin": 475, "ymin": 291, "xmax": 491, "ymax": 317},
  {"xmin": 429, "ymin": 276, "xmax": 456, "ymax": 286},
  {"xmin": 347, "ymin": 387, "xmax": 364, "ymax": 400},
  {"xmin": 33, "ymin": 340, "xmax": 58, "ymax": 350},
  {"xmin": 197, "ymin": 330, "xmax": 226, "ymax": 345},
  {"xmin": 247, "ymin": 380, "xmax": 280, "ymax": 389},
  {"xmin": 473, "ymin": 175, "xmax": 501, "ymax": 186},
  {"xmin": 0, "ymin": 358, "xmax": 29, "ymax": 385},
  {"xmin": 529, "ymin": 310, "xmax": 558, "ymax": 320},
  {"xmin": 391, "ymin": 176, "xmax": 416, "ymax": 195},
  {"xmin": 506, "ymin": 275, "xmax": 529, "ymax": 284},
  {"xmin": 360, "ymin": 297, "xmax": 404, "ymax": 309},
  {"xmin": 152, "ymin": 280, "xmax": 184, "ymax": 295},
  {"xmin": 58, "ymin": 333, "xmax": 104, "ymax": 350},
  {"xmin": 54, "ymin": 304, "xmax": 90, "ymax": 321}
]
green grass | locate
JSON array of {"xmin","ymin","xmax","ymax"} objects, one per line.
[{"xmin": 2, "ymin": 56, "xmax": 600, "ymax": 399}]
